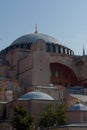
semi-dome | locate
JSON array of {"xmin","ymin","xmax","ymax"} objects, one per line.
[
  {"xmin": 68, "ymin": 103, "xmax": 87, "ymax": 111},
  {"xmin": 12, "ymin": 33, "xmax": 59, "ymax": 45},
  {"xmin": 18, "ymin": 91, "xmax": 54, "ymax": 100}
]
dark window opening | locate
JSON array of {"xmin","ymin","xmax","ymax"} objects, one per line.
[
  {"xmin": 58, "ymin": 70, "xmax": 61, "ymax": 78},
  {"xmin": 59, "ymin": 82, "xmax": 62, "ymax": 85},
  {"xmin": 53, "ymin": 45, "xmax": 56, "ymax": 52},
  {"xmin": 58, "ymin": 46, "xmax": 61, "ymax": 53},
  {"xmin": 51, "ymin": 69, "xmax": 55, "ymax": 77},
  {"xmin": 64, "ymin": 82, "xmax": 68, "ymax": 87},
  {"xmin": 46, "ymin": 44, "xmax": 50, "ymax": 52}
]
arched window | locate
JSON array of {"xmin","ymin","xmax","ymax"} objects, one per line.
[
  {"xmin": 67, "ymin": 49, "xmax": 69, "ymax": 54},
  {"xmin": 60, "ymin": 47, "xmax": 63, "ymax": 53},
  {"xmin": 57, "ymin": 70, "xmax": 61, "ymax": 78},
  {"xmin": 58, "ymin": 46, "xmax": 61, "ymax": 53},
  {"xmin": 53, "ymin": 45, "xmax": 56, "ymax": 52},
  {"xmin": 55, "ymin": 45, "xmax": 59, "ymax": 53},
  {"xmin": 51, "ymin": 68, "xmax": 55, "ymax": 77},
  {"xmin": 50, "ymin": 44, "xmax": 54, "ymax": 52},
  {"xmin": 65, "ymin": 48, "xmax": 67, "ymax": 54},
  {"xmin": 46, "ymin": 43, "xmax": 50, "ymax": 52}
]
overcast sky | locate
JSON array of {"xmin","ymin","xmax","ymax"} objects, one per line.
[{"xmin": 0, "ymin": 0, "xmax": 87, "ymax": 55}]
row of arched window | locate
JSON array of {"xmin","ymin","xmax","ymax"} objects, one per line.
[
  {"xmin": 46, "ymin": 43, "xmax": 74, "ymax": 55},
  {"xmin": 0, "ymin": 42, "xmax": 74, "ymax": 56},
  {"xmin": 0, "ymin": 42, "xmax": 32, "ymax": 54}
]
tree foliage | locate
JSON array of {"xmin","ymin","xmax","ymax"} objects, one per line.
[
  {"xmin": 13, "ymin": 106, "xmax": 34, "ymax": 130},
  {"xmin": 39, "ymin": 105, "xmax": 55, "ymax": 127},
  {"xmin": 39, "ymin": 103, "xmax": 66, "ymax": 128},
  {"xmin": 55, "ymin": 103, "xmax": 66, "ymax": 126}
]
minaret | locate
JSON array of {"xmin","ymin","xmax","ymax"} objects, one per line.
[
  {"xmin": 83, "ymin": 44, "xmax": 85, "ymax": 56},
  {"xmin": 34, "ymin": 24, "xmax": 38, "ymax": 34}
]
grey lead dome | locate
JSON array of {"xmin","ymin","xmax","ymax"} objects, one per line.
[
  {"xmin": 0, "ymin": 32, "xmax": 74, "ymax": 56},
  {"xmin": 12, "ymin": 33, "xmax": 60, "ymax": 45},
  {"xmin": 18, "ymin": 91, "xmax": 54, "ymax": 100},
  {"xmin": 68, "ymin": 103, "xmax": 87, "ymax": 111}
]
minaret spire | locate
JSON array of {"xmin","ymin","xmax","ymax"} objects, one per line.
[
  {"xmin": 83, "ymin": 44, "xmax": 85, "ymax": 56},
  {"xmin": 34, "ymin": 24, "xmax": 38, "ymax": 34}
]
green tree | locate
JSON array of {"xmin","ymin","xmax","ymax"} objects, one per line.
[
  {"xmin": 39, "ymin": 105, "xmax": 55, "ymax": 128},
  {"xmin": 55, "ymin": 103, "xmax": 66, "ymax": 126},
  {"xmin": 13, "ymin": 106, "xmax": 34, "ymax": 130},
  {"xmin": 39, "ymin": 103, "xmax": 66, "ymax": 128}
]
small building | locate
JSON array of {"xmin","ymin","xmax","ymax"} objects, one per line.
[
  {"xmin": 67, "ymin": 100, "xmax": 87, "ymax": 124},
  {"xmin": 6, "ymin": 91, "xmax": 56, "ymax": 127}
]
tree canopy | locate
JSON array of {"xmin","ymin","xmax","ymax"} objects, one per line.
[
  {"xmin": 39, "ymin": 103, "xmax": 66, "ymax": 128},
  {"xmin": 13, "ymin": 106, "xmax": 34, "ymax": 130}
]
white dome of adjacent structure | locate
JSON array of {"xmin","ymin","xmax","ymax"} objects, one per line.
[{"xmin": 18, "ymin": 91, "xmax": 54, "ymax": 101}]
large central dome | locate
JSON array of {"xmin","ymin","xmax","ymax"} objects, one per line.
[
  {"xmin": 0, "ymin": 32, "xmax": 74, "ymax": 55},
  {"xmin": 12, "ymin": 33, "xmax": 59, "ymax": 45}
]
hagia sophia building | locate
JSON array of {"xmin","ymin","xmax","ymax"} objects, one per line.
[
  {"xmin": 1, "ymin": 27, "xmax": 87, "ymax": 88},
  {"xmin": 0, "ymin": 26, "xmax": 87, "ymax": 129}
]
